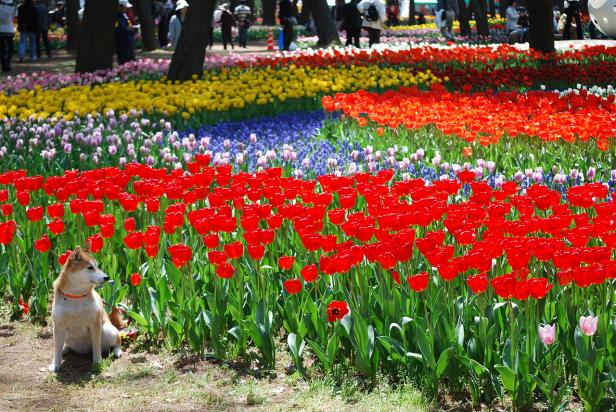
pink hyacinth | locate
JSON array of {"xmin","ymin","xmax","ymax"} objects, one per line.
[
  {"xmin": 538, "ymin": 324, "xmax": 556, "ymax": 345},
  {"xmin": 579, "ymin": 315, "xmax": 598, "ymax": 336}
]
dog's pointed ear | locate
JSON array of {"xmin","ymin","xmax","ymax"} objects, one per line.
[
  {"xmin": 70, "ymin": 246, "xmax": 83, "ymax": 262},
  {"xmin": 84, "ymin": 240, "xmax": 91, "ymax": 254}
]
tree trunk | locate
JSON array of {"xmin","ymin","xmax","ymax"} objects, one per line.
[
  {"xmin": 135, "ymin": 0, "xmax": 158, "ymax": 51},
  {"xmin": 528, "ymin": 0, "xmax": 554, "ymax": 53},
  {"xmin": 75, "ymin": 0, "xmax": 117, "ymax": 73},
  {"xmin": 65, "ymin": 0, "xmax": 80, "ymax": 50},
  {"xmin": 472, "ymin": 0, "xmax": 489, "ymax": 36},
  {"xmin": 262, "ymin": 0, "xmax": 276, "ymax": 25},
  {"xmin": 408, "ymin": 0, "xmax": 415, "ymax": 25},
  {"xmin": 305, "ymin": 0, "xmax": 339, "ymax": 46},
  {"xmin": 457, "ymin": 0, "xmax": 472, "ymax": 37},
  {"xmin": 167, "ymin": 0, "xmax": 216, "ymax": 81}
]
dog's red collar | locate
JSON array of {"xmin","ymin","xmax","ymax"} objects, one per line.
[{"xmin": 58, "ymin": 289, "xmax": 90, "ymax": 299}]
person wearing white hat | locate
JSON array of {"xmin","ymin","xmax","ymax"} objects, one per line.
[
  {"xmin": 167, "ymin": 0, "xmax": 188, "ymax": 49},
  {"xmin": 0, "ymin": 0, "xmax": 15, "ymax": 72},
  {"xmin": 115, "ymin": 0, "xmax": 137, "ymax": 65}
]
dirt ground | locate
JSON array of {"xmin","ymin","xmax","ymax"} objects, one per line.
[{"xmin": 0, "ymin": 317, "xmax": 431, "ymax": 412}]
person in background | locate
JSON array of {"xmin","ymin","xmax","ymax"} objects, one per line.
[
  {"xmin": 234, "ymin": 0, "xmax": 251, "ymax": 48},
  {"xmin": 385, "ymin": 0, "xmax": 399, "ymax": 26},
  {"xmin": 417, "ymin": 10, "xmax": 426, "ymax": 24},
  {"xmin": 332, "ymin": 0, "xmax": 345, "ymax": 31},
  {"xmin": 49, "ymin": 0, "xmax": 64, "ymax": 27},
  {"xmin": 563, "ymin": 0, "xmax": 583, "ymax": 40},
  {"xmin": 219, "ymin": 3, "xmax": 234, "ymax": 50},
  {"xmin": 505, "ymin": 0, "xmax": 526, "ymax": 43},
  {"xmin": 114, "ymin": 0, "xmax": 136, "ymax": 65},
  {"xmin": 17, "ymin": 0, "xmax": 38, "ymax": 62},
  {"xmin": 436, "ymin": 0, "xmax": 458, "ymax": 41},
  {"xmin": 167, "ymin": 0, "xmax": 187, "ymax": 49},
  {"xmin": 278, "ymin": 0, "xmax": 296, "ymax": 51},
  {"xmin": 35, "ymin": 0, "xmax": 50, "ymax": 59},
  {"xmin": 342, "ymin": 0, "xmax": 362, "ymax": 47},
  {"xmin": 0, "ymin": 0, "xmax": 15, "ymax": 72},
  {"xmin": 153, "ymin": 0, "xmax": 168, "ymax": 48},
  {"xmin": 357, "ymin": 0, "xmax": 385, "ymax": 47}
]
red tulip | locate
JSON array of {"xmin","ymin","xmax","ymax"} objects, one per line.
[
  {"xmin": 18, "ymin": 297, "xmax": 29, "ymax": 315},
  {"xmin": 203, "ymin": 234, "xmax": 219, "ymax": 249},
  {"xmin": 48, "ymin": 219, "xmax": 65, "ymax": 235},
  {"xmin": 1, "ymin": 203, "xmax": 13, "ymax": 217},
  {"xmin": 327, "ymin": 300, "xmax": 349, "ymax": 322},
  {"xmin": 224, "ymin": 241, "xmax": 244, "ymax": 260},
  {"xmin": 123, "ymin": 232, "xmax": 143, "ymax": 250},
  {"xmin": 248, "ymin": 244, "xmax": 265, "ymax": 260},
  {"xmin": 100, "ymin": 224, "xmax": 115, "ymax": 238},
  {"xmin": 467, "ymin": 273, "xmax": 488, "ymax": 294},
  {"xmin": 47, "ymin": 203, "xmax": 65, "ymax": 219},
  {"xmin": 216, "ymin": 262, "xmax": 235, "ymax": 279},
  {"xmin": 130, "ymin": 272, "xmax": 142, "ymax": 287},
  {"xmin": 86, "ymin": 234, "xmax": 104, "ymax": 253},
  {"xmin": 168, "ymin": 243, "xmax": 193, "ymax": 268},
  {"xmin": 58, "ymin": 249, "xmax": 72, "ymax": 265},
  {"xmin": 407, "ymin": 272, "xmax": 429, "ymax": 292},
  {"xmin": 34, "ymin": 234, "xmax": 51, "ymax": 253},
  {"xmin": 278, "ymin": 256, "xmax": 295, "ymax": 270},
  {"xmin": 26, "ymin": 206, "xmax": 44, "ymax": 222},
  {"xmin": 0, "ymin": 189, "xmax": 7, "ymax": 202},
  {"xmin": 300, "ymin": 264, "xmax": 318, "ymax": 282},
  {"xmin": 16, "ymin": 190, "xmax": 29, "ymax": 206},
  {"xmin": 124, "ymin": 217, "xmax": 136, "ymax": 233},
  {"xmin": 283, "ymin": 279, "xmax": 302, "ymax": 294}
]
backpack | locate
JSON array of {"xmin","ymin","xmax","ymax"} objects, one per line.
[{"xmin": 366, "ymin": 2, "xmax": 379, "ymax": 22}]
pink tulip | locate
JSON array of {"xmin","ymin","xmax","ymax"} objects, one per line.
[
  {"xmin": 538, "ymin": 324, "xmax": 556, "ymax": 345},
  {"xmin": 579, "ymin": 315, "xmax": 598, "ymax": 337}
]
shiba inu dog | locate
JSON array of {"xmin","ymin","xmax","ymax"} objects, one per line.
[{"xmin": 48, "ymin": 246, "xmax": 122, "ymax": 372}]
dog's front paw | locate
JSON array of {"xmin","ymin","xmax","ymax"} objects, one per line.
[{"xmin": 48, "ymin": 363, "xmax": 60, "ymax": 372}]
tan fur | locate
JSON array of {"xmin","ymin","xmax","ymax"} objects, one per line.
[{"xmin": 48, "ymin": 247, "xmax": 122, "ymax": 372}]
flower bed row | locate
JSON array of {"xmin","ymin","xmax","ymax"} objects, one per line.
[
  {"xmin": 323, "ymin": 85, "xmax": 616, "ymax": 150},
  {"xmin": 0, "ymin": 163, "xmax": 614, "ymax": 409}
]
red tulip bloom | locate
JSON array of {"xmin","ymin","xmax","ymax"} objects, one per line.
[
  {"xmin": 248, "ymin": 244, "xmax": 265, "ymax": 260},
  {"xmin": 123, "ymin": 232, "xmax": 143, "ymax": 250},
  {"xmin": 390, "ymin": 270, "xmax": 401, "ymax": 285},
  {"xmin": 168, "ymin": 243, "xmax": 193, "ymax": 268},
  {"xmin": 283, "ymin": 279, "xmax": 302, "ymax": 294},
  {"xmin": 300, "ymin": 264, "xmax": 318, "ymax": 282},
  {"xmin": 48, "ymin": 219, "xmax": 65, "ymax": 235},
  {"xmin": 100, "ymin": 224, "xmax": 115, "ymax": 239},
  {"xmin": 86, "ymin": 234, "xmax": 104, "ymax": 253},
  {"xmin": 467, "ymin": 273, "xmax": 488, "ymax": 294},
  {"xmin": 224, "ymin": 241, "xmax": 244, "ymax": 260},
  {"xmin": 26, "ymin": 206, "xmax": 44, "ymax": 222},
  {"xmin": 130, "ymin": 272, "xmax": 142, "ymax": 287},
  {"xmin": 34, "ymin": 234, "xmax": 51, "ymax": 253},
  {"xmin": 203, "ymin": 234, "xmax": 219, "ymax": 249},
  {"xmin": 124, "ymin": 217, "xmax": 136, "ymax": 233},
  {"xmin": 216, "ymin": 262, "xmax": 235, "ymax": 279},
  {"xmin": 143, "ymin": 226, "xmax": 161, "ymax": 246},
  {"xmin": 1, "ymin": 203, "xmax": 13, "ymax": 217},
  {"xmin": 0, "ymin": 189, "xmax": 7, "ymax": 202},
  {"xmin": 208, "ymin": 250, "xmax": 227, "ymax": 265},
  {"xmin": 327, "ymin": 300, "xmax": 349, "ymax": 322},
  {"xmin": 58, "ymin": 249, "xmax": 72, "ymax": 265},
  {"xmin": 145, "ymin": 244, "xmax": 159, "ymax": 258},
  {"xmin": 407, "ymin": 272, "xmax": 429, "ymax": 292},
  {"xmin": 16, "ymin": 190, "xmax": 29, "ymax": 206},
  {"xmin": 18, "ymin": 297, "xmax": 29, "ymax": 315},
  {"xmin": 279, "ymin": 256, "xmax": 295, "ymax": 270},
  {"xmin": 47, "ymin": 203, "xmax": 65, "ymax": 219}
]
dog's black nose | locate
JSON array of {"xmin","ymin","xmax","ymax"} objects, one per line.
[{"xmin": 103, "ymin": 276, "xmax": 110, "ymax": 282}]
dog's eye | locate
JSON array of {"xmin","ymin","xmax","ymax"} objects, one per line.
[{"xmin": 88, "ymin": 265, "xmax": 95, "ymax": 270}]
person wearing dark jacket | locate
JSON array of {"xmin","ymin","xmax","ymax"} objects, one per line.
[
  {"xmin": 17, "ymin": 0, "xmax": 38, "ymax": 62},
  {"xmin": 219, "ymin": 3, "xmax": 234, "ymax": 50},
  {"xmin": 34, "ymin": 0, "xmax": 50, "ymax": 58},
  {"xmin": 342, "ymin": 0, "xmax": 362, "ymax": 47},
  {"xmin": 278, "ymin": 0, "xmax": 295, "ymax": 51},
  {"xmin": 114, "ymin": 0, "xmax": 136, "ymax": 65},
  {"xmin": 0, "ymin": 0, "xmax": 15, "ymax": 72}
]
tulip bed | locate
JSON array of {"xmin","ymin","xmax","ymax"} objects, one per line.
[{"xmin": 1, "ymin": 43, "xmax": 615, "ymax": 410}]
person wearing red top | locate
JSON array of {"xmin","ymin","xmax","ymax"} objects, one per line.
[{"xmin": 386, "ymin": 0, "xmax": 399, "ymax": 26}]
